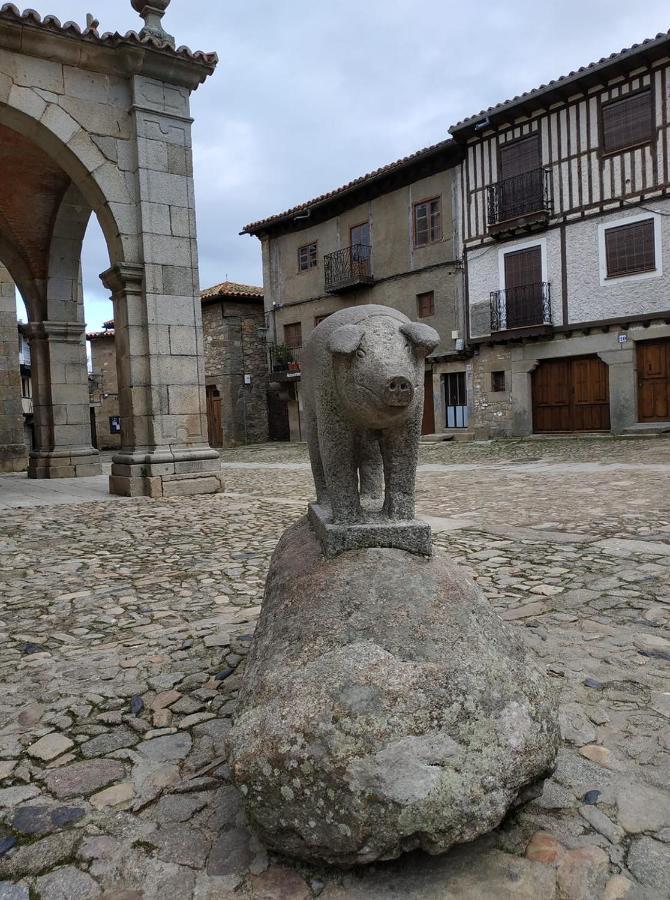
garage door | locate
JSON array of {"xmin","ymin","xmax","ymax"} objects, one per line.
[
  {"xmin": 637, "ymin": 339, "xmax": 670, "ymax": 422},
  {"xmin": 532, "ymin": 356, "xmax": 610, "ymax": 433}
]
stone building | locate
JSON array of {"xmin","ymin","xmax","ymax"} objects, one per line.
[
  {"xmin": 201, "ymin": 281, "xmax": 268, "ymax": 448},
  {"xmin": 455, "ymin": 32, "xmax": 670, "ymax": 437},
  {"xmin": 0, "ymin": 1, "xmax": 222, "ymax": 496},
  {"xmin": 242, "ymin": 142, "xmax": 468, "ymax": 441},
  {"xmin": 88, "ymin": 320, "xmax": 121, "ymax": 451},
  {"xmin": 88, "ymin": 283, "xmax": 268, "ymax": 449}
]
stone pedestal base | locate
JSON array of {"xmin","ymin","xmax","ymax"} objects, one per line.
[
  {"xmin": 109, "ymin": 447, "xmax": 223, "ymax": 498},
  {"xmin": 0, "ymin": 444, "xmax": 27, "ymax": 473},
  {"xmin": 229, "ymin": 520, "xmax": 560, "ymax": 866},
  {"xmin": 308, "ymin": 502, "xmax": 432, "ymax": 558},
  {"xmin": 28, "ymin": 448, "xmax": 101, "ymax": 479}
]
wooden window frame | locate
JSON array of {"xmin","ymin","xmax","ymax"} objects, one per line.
[
  {"xmin": 491, "ymin": 370, "xmax": 506, "ymax": 392},
  {"xmin": 604, "ymin": 218, "xmax": 656, "ymax": 279},
  {"xmin": 349, "ymin": 221, "xmax": 370, "ymax": 246},
  {"xmin": 297, "ymin": 241, "xmax": 318, "ymax": 273},
  {"xmin": 314, "ymin": 313, "xmax": 331, "ymax": 328},
  {"xmin": 283, "ymin": 321, "xmax": 303, "ymax": 350},
  {"xmin": 413, "ymin": 196, "xmax": 442, "ymax": 247},
  {"xmin": 599, "ymin": 86, "xmax": 654, "ymax": 158},
  {"xmin": 496, "ymin": 130, "xmax": 542, "ymax": 181},
  {"xmin": 416, "ymin": 290, "xmax": 435, "ymax": 319}
]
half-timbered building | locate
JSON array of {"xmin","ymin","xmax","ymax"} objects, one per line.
[{"xmin": 454, "ymin": 32, "xmax": 670, "ymax": 437}]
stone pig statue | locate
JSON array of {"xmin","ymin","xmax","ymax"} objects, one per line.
[{"xmin": 301, "ymin": 304, "xmax": 439, "ymax": 524}]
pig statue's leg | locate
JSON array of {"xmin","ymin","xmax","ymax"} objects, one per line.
[
  {"xmin": 380, "ymin": 417, "xmax": 421, "ymax": 520},
  {"xmin": 357, "ymin": 430, "xmax": 384, "ymax": 510},
  {"xmin": 304, "ymin": 407, "xmax": 328, "ymax": 506},
  {"xmin": 318, "ymin": 415, "xmax": 361, "ymax": 523}
]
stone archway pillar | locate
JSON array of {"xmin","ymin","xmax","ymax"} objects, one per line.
[
  {"xmin": 25, "ymin": 320, "xmax": 101, "ymax": 478},
  {"xmin": 0, "ymin": 265, "xmax": 26, "ymax": 472},
  {"xmin": 102, "ymin": 263, "xmax": 221, "ymax": 498},
  {"xmin": 510, "ymin": 358, "xmax": 538, "ymax": 436}
]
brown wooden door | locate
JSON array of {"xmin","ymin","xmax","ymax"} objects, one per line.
[
  {"xmin": 206, "ymin": 385, "xmax": 223, "ymax": 447},
  {"xmin": 422, "ymin": 370, "xmax": 435, "ymax": 435},
  {"xmin": 504, "ymin": 246, "xmax": 543, "ymax": 328},
  {"xmin": 532, "ymin": 356, "xmax": 610, "ymax": 432},
  {"xmin": 637, "ymin": 339, "xmax": 670, "ymax": 421}
]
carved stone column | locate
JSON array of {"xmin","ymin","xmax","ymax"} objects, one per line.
[
  {"xmin": 0, "ymin": 266, "xmax": 26, "ymax": 472},
  {"xmin": 102, "ymin": 263, "xmax": 222, "ymax": 498},
  {"xmin": 25, "ymin": 320, "xmax": 101, "ymax": 478}
]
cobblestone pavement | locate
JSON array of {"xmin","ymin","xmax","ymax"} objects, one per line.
[{"xmin": 0, "ymin": 437, "xmax": 669, "ymax": 899}]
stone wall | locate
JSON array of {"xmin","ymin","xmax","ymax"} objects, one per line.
[
  {"xmin": 470, "ymin": 346, "xmax": 513, "ymax": 438},
  {"xmin": 89, "ymin": 336, "xmax": 121, "ymax": 451},
  {"xmin": 0, "ymin": 267, "xmax": 26, "ymax": 471},
  {"xmin": 202, "ymin": 300, "xmax": 268, "ymax": 446}
]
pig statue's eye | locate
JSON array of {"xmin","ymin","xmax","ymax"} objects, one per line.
[{"xmin": 356, "ymin": 348, "xmax": 366, "ymax": 358}]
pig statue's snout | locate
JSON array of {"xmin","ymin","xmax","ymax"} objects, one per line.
[{"xmin": 384, "ymin": 376, "xmax": 414, "ymax": 407}]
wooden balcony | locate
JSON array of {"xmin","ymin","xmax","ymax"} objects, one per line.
[
  {"xmin": 324, "ymin": 244, "xmax": 374, "ymax": 293},
  {"xmin": 486, "ymin": 168, "xmax": 552, "ymax": 239},
  {"xmin": 490, "ymin": 282, "xmax": 553, "ymax": 337}
]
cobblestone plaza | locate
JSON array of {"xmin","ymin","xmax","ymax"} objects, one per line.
[{"xmin": 0, "ymin": 436, "xmax": 668, "ymax": 898}]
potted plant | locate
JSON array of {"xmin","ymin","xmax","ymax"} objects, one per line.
[{"xmin": 273, "ymin": 344, "xmax": 293, "ymax": 372}]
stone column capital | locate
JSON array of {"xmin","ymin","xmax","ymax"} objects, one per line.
[
  {"xmin": 23, "ymin": 321, "xmax": 86, "ymax": 343},
  {"xmin": 100, "ymin": 263, "xmax": 144, "ymax": 300}
]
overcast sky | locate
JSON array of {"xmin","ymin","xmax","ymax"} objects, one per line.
[{"xmin": 13, "ymin": 0, "xmax": 670, "ymax": 328}]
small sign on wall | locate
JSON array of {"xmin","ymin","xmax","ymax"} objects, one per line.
[
  {"xmin": 109, "ymin": 416, "xmax": 121, "ymax": 434},
  {"xmin": 617, "ymin": 334, "xmax": 628, "ymax": 344}
]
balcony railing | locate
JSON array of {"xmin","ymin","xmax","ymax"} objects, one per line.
[
  {"xmin": 490, "ymin": 282, "xmax": 552, "ymax": 332},
  {"xmin": 324, "ymin": 243, "xmax": 373, "ymax": 293},
  {"xmin": 269, "ymin": 345, "xmax": 302, "ymax": 377},
  {"xmin": 487, "ymin": 168, "xmax": 552, "ymax": 232}
]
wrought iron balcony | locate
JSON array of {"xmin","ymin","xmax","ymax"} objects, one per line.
[
  {"xmin": 487, "ymin": 168, "xmax": 552, "ymax": 237},
  {"xmin": 269, "ymin": 345, "xmax": 302, "ymax": 379},
  {"xmin": 490, "ymin": 282, "xmax": 552, "ymax": 333},
  {"xmin": 324, "ymin": 244, "xmax": 373, "ymax": 293}
]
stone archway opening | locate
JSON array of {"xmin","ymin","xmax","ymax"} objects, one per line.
[{"xmin": 0, "ymin": 1, "xmax": 223, "ymax": 497}]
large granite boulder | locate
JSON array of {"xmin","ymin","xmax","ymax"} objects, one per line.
[{"xmin": 228, "ymin": 520, "xmax": 560, "ymax": 866}]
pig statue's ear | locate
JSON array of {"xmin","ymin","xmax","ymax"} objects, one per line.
[
  {"xmin": 401, "ymin": 321, "xmax": 440, "ymax": 356},
  {"xmin": 327, "ymin": 324, "xmax": 363, "ymax": 355}
]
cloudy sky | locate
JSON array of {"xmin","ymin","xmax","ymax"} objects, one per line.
[{"xmin": 13, "ymin": 0, "xmax": 670, "ymax": 328}]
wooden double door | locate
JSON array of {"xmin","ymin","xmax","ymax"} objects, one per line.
[
  {"xmin": 532, "ymin": 355, "xmax": 610, "ymax": 433},
  {"xmin": 637, "ymin": 339, "xmax": 670, "ymax": 422}
]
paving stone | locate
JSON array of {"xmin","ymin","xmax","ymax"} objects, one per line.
[
  {"xmin": 10, "ymin": 802, "xmax": 86, "ymax": 835},
  {"xmin": 0, "ymin": 831, "xmax": 80, "ymax": 879},
  {"xmin": 45, "ymin": 760, "xmax": 127, "ymax": 799},
  {"xmin": 147, "ymin": 823, "xmax": 211, "ymax": 868},
  {"xmin": 34, "ymin": 865, "xmax": 101, "ymax": 899},
  {"xmin": 136, "ymin": 733, "xmax": 192, "ymax": 763},
  {"xmin": 0, "ymin": 883, "xmax": 29, "ymax": 900},
  {"xmin": 627, "ymin": 837, "xmax": 670, "ymax": 894},
  {"xmin": 26, "ymin": 733, "xmax": 74, "ymax": 762},
  {"xmin": 89, "ymin": 782, "xmax": 135, "ymax": 810},
  {"xmin": 0, "ymin": 785, "xmax": 40, "ymax": 808},
  {"xmin": 616, "ymin": 783, "xmax": 670, "ymax": 834},
  {"xmin": 556, "ymin": 845, "xmax": 610, "ymax": 900},
  {"xmin": 80, "ymin": 730, "xmax": 138, "ymax": 758},
  {"xmin": 250, "ymin": 865, "xmax": 311, "ymax": 900}
]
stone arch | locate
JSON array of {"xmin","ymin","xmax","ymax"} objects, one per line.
[
  {"xmin": 0, "ymin": 102, "xmax": 136, "ymax": 269},
  {"xmin": 45, "ymin": 183, "xmax": 93, "ymax": 324}
]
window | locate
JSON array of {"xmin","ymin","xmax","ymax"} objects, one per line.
[
  {"xmin": 605, "ymin": 219, "xmax": 655, "ymax": 278},
  {"xmin": 414, "ymin": 197, "xmax": 442, "ymax": 246},
  {"xmin": 350, "ymin": 222, "xmax": 370, "ymax": 248},
  {"xmin": 314, "ymin": 313, "xmax": 331, "ymax": 327},
  {"xmin": 500, "ymin": 134, "xmax": 541, "ymax": 179},
  {"xmin": 417, "ymin": 291, "xmax": 435, "ymax": 318},
  {"xmin": 298, "ymin": 242, "xmax": 317, "ymax": 272},
  {"xmin": 491, "ymin": 371, "xmax": 506, "ymax": 392},
  {"xmin": 601, "ymin": 89, "xmax": 653, "ymax": 154},
  {"xmin": 109, "ymin": 416, "xmax": 121, "ymax": 434},
  {"xmin": 283, "ymin": 322, "xmax": 302, "ymax": 349}
]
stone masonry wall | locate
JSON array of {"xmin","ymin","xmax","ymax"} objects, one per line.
[
  {"xmin": 202, "ymin": 300, "xmax": 268, "ymax": 447},
  {"xmin": 471, "ymin": 345, "xmax": 514, "ymax": 438},
  {"xmin": 89, "ymin": 337, "xmax": 121, "ymax": 451},
  {"xmin": 0, "ymin": 268, "xmax": 26, "ymax": 471}
]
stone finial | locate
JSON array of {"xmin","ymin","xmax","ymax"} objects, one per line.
[{"xmin": 130, "ymin": 0, "xmax": 175, "ymax": 47}]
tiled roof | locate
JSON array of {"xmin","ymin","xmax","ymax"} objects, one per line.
[
  {"xmin": 0, "ymin": 4, "xmax": 218, "ymax": 68},
  {"xmin": 450, "ymin": 30, "xmax": 670, "ymax": 134},
  {"xmin": 200, "ymin": 280, "xmax": 264, "ymax": 300},
  {"xmin": 87, "ymin": 328, "xmax": 115, "ymax": 340},
  {"xmin": 242, "ymin": 137, "xmax": 457, "ymax": 235},
  {"xmin": 103, "ymin": 319, "xmax": 114, "ymax": 329}
]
